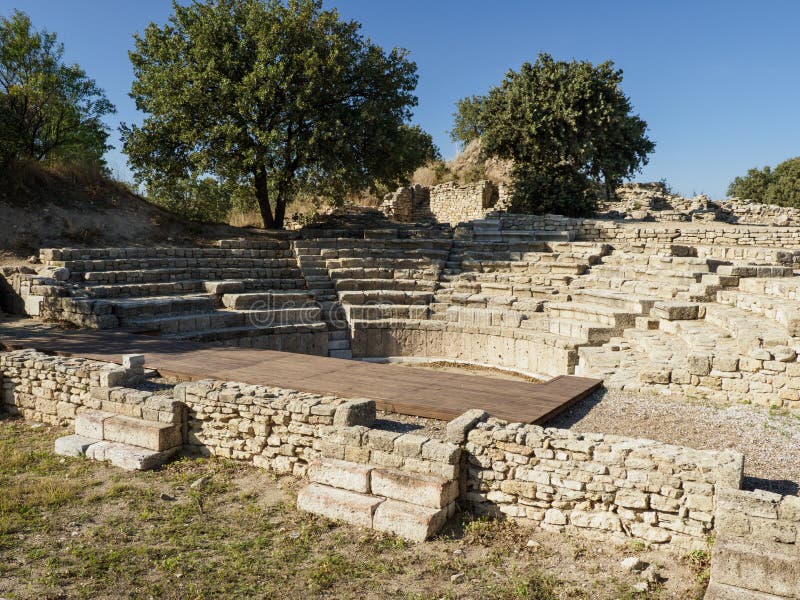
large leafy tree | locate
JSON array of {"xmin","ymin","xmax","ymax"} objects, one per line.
[
  {"xmin": 728, "ymin": 158, "xmax": 800, "ymax": 208},
  {"xmin": 0, "ymin": 11, "xmax": 114, "ymax": 168},
  {"xmin": 122, "ymin": 0, "xmax": 436, "ymax": 229},
  {"xmin": 478, "ymin": 53, "xmax": 654, "ymax": 215},
  {"xmin": 450, "ymin": 95, "xmax": 484, "ymax": 148}
]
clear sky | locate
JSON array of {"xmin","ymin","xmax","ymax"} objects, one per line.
[{"xmin": 4, "ymin": 0, "xmax": 800, "ymax": 198}]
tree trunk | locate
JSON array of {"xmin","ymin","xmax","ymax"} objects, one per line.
[
  {"xmin": 253, "ymin": 167, "xmax": 276, "ymax": 229},
  {"xmin": 274, "ymin": 193, "xmax": 287, "ymax": 230}
]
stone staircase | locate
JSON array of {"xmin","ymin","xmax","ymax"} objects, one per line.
[
  {"xmin": 54, "ymin": 357, "xmax": 185, "ymax": 470},
  {"xmin": 36, "ymin": 239, "xmax": 330, "ymax": 354},
  {"xmin": 297, "ymin": 457, "xmax": 459, "ymax": 541}
]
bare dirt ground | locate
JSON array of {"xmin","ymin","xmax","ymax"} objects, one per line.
[
  {"xmin": 0, "ymin": 420, "xmax": 709, "ymax": 600},
  {"xmin": 547, "ymin": 389, "xmax": 800, "ymax": 495}
]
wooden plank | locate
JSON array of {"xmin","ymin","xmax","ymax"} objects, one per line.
[{"xmin": 0, "ymin": 326, "xmax": 603, "ymax": 424}]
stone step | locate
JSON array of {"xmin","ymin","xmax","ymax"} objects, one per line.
[
  {"xmin": 41, "ymin": 243, "xmax": 289, "ymax": 262},
  {"xmin": 347, "ymin": 304, "xmax": 430, "ymax": 320},
  {"xmin": 703, "ymin": 304, "xmax": 794, "ymax": 348},
  {"xmin": 86, "ymin": 440, "xmax": 181, "ymax": 470},
  {"xmin": 329, "ymin": 349, "xmax": 353, "ymax": 359},
  {"xmin": 739, "ymin": 276, "xmax": 800, "ymax": 301},
  {"xmin": 334, "ymin": 278, "xmax": 437, "ymax": 292},
  {"xmin": 717, "ymin": 289, "xmax": 800, "ymax": 335},
  {"xmin": 103, "ymin": 295, "xmax": 216, "ymax": 319},
  {"xmin": 716, "ymin": 264, "xmax": 794, "ymax": 278},
  {"xmin": 75, "ymin": 410, "xmax": 182, "ymax": 451},
  {"xmin": 60, "ymin": 256, "xmax": 294, "ymax": 277},
  {"xmin": 297, "ymin": 483, "xmax": 382, "ymax": 528},
  {"xmin": 329, "ymin": 329, "xmax": 350, "ymax": 341},
  {"xmin": 84, "ymin": 278, "xmax": 306, "ymax": 298},
  {"xmin": 221, "ymin": 291, "xmax": 314, "ymax": 310},
  {"xmin": 125, "ymin": 310, "xmax": 247, "ymax": 333},
  {"xmin": 339, "ymin": 290, "xmax": 435, "ymax": 305},
  {"xmin": 522, "ymin": 317, "xmax": 619, "ymax": 345},
  {"xmin": 569, "ymin": 289, "xmax": 657, "ymax": 314},
  {"xmin": 82, "ymin": 267, "xmax": 302, "ymax": 285},
  {"xmin": 545, "ymin": 301, "xmax": 637, "ymax": 329},
  {"xmin": 650, "ymin": 301, "xmax": 701, "ymax": 321}
]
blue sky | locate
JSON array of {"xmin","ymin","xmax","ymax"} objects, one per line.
[{"xmin": 4, "ymin": 0, "xmax": 799, "ymax": 198}]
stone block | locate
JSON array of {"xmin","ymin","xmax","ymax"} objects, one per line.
[
  {"xmin": 121, "ymin": 354, "xmax": 145, "ymax": 369},
  {"xmin": 308, "ymin": 458, "xmax": 372, "ymax": 493},
  {"xmin": 86, "ymin": 440, "xmax": 179, "ymax": 470},
  {"xmin": 446, "ymin": 408, "xmax": 488, "ymax": 444},
  {"xmin": 333, "ymin": 399, "xmax": 376, "ymax": 427},
  {"xmin": 710, "ymin": 538, "xmax": 800, "ymax": 598},
  {"xmin": 297, "ymin": 483, "xmax": 383, "ymax": 528},
  {"xmin": 372, "ymin": 499, "xmax": 449, "ymax": 542},
  {"xmin": 54, "ymin": 434, "xmax": 97, "ymax": 457},
  {"xmin": 75, "ymin": 410, "xmax": 115, "ymax": 439},
  {"xmin": 704, "ymin": 581, "xmax": 786, "ymax": 600},
  {"xmin": 371, "ymin": 467, "xmax": 459, "ymax": 508},
  {"xmin": 103, "ymin": 415, "xmax": 183, "ymax": 451}
]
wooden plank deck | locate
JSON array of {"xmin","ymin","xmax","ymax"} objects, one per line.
[{"xmin": 0, "ymin": 324, "xmax": 602, "ymax": 424}]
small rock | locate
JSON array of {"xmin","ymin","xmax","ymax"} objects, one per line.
[
  {"xmin": 632, "ymin": 582, "xmax": 648, "ymax": 593},
  {"xmin": 190, "ymin": 476, "xmax": 211, "ymax": 490},
  {"xmin": 450, "ymin": 573, "xmax": 465, "ymax": 583},
  {"xmin": 621, "ymin": 556, "xmax": 645, "ymax": 572},
  {"xmin": 526, "ymin": 539, "xmax": 542, "ymax": 552},
  {"xmin": 641, "ymin": 564, "xmax": 663, "ymax": 583},
  {"xmin": 452, "ymin": 549, "xmax": 465, "ymax": 556},
  {"xmin": 159, "ymin": 493, "xmax": 175, "ymax": 502},
  {"xmin": 289, "ymin": 531, "xmax": 300, "ymax": 540}
]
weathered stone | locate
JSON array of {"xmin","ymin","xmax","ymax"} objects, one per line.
[
  {"xmin": 372, "ymin": 499, "xmax": 449, "ymax": 542},
  {"xmin": 308, "ymin": 458, "xmax": 372, "ymax": 494},
  {"xmin": 297, "ymin": 483, "xmax": 383, "ymax": 528}
]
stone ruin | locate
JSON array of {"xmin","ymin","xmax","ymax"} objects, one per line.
[{"xmin": 2, "ymin": 203, "xmax": 800, "ymax": 598}]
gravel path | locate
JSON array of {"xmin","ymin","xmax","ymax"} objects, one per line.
[{"xmin": 547, "ymin": 389, "xmax": 800, "ymax": 495}]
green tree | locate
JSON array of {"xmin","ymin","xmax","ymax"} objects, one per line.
[
  {"xmin": 122, "ymin": 0, "xmax": 435, "ymax": 229},
  {"xmin": 479, "ymin": 53, "xmax": 654, "ymax": 215},
  {"xmin": 728, "ymin": 158, "xmax": 800, "ymax": 208},
  {"xmin": 0, "ymin": 11, "xmax": 115, "ymax": 168},
  {"xmin": 145, "ymin": 176, "xmax": 235, "ymax": 223},
  {"xmin": 768, "ymin": 158, "xmax": 800, "ymax": 207},
  {"xmin": 727, "ymin": 166, "xmax": 772, "ymax": 201},
  {"xmin": 450, "ymin": 95, "xmax": 484, "ymax": 147}
]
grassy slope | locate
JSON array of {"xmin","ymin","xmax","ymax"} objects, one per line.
[
  {"xmin": 0, "ymin": 419, "xmax": 709, "ymax": 600},
  {"xmin": 0, "ymin": 162, "xmax": 265, "ymax": 261}
]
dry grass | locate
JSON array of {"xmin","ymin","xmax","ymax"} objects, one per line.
[{"xmin": 0, "ymin": 418, "xmax": 705, "ymax": 599}]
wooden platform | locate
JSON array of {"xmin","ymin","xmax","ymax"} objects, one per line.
[{"xmin": 0, "ymin": 325, "xmax": 602, "ymax": 424}]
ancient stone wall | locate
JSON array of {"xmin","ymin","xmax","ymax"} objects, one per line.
[
  {"xmin": 0, "ymin": 350, "xmax": 149, "ymax": 425},
  {"xmin": 1, "ymin": 349, "xmax": 750, "ymax": 552},
  {"xmin": 463, "ymin": 418, "xmax": 743, "ymax": 551},
  {"xmin": 382, "ymin": 181, "xmax": 502, "ymax": 224},
  {"xmin": 706, "ymin": 488, "xmax": 800, "ymax": 599}
]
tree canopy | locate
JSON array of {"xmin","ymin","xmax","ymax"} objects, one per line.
[
  {"xmin": 728, "ymin": 157, "xmax": 800, "ymax": 208},
  {"xmin": 0, "ymin": 11, "xmax": 115, "ymax": 169},
  {"xmin": 122, "ymin": 0, "xmax": 437, "ymax": 229},
  {"xmin": 449, "ymin": 95, "xmax": 484, "ymax": 148},
  {"xmin": 462, "ymin": 53, "xmax": 654, "ymax": 216}
]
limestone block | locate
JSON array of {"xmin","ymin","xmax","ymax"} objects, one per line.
[
  {"xmin": 446, "ymin": 409, "xmax": 488, "ymax": 444},
  {"xmin": 75, "ymin": 410, "xmax": 115, "ymax": 439},
  {"xmin": 371, "ymin": 499, "xmax": 450, "ymax": 542},
  {"xmin": 54, "ymin": 435, "xmax": 97, "ymax": 457},
  {"xmin": 333, "ymin": 398, "xmax": 376, "ymax": 427},
  {"xmin": 297, "ymin": 483, "xmax": 383, "ymax": 528},
  {"xmin": 308, "ymin": 458, "xmax": 372, "ymax": 493},
  {"xmin": 710, "ymin": 539, "xmax": 800, "ymax": 598},
  {"xmin": 103, "ymin": 415, "xmax": 183, "ymax": 451},
  {"xmin": 122, "ymin": 354, "xmax": 145, "ymax": 369},
  {"xmin": 371, "ymin": 468, "xmax": 459, "ymax": 508},
  {"xmin": 394, "ymin": 433, "xmax": 428, "ymax": 457}
]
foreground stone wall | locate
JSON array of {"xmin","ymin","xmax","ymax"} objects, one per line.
[
  {"xmin": 0, "ymin": 350, "xmax": 149, "ymax": 425},
  {"xmin": 0, "ymin": 349, "xmax": 752, "ymax": 552},
  {"xmin": 706, "ymin": 488, "xmax": 800, "ymax": 599},
  {"xmin": 464, "ymin": 418, "xmax": 743, "ymax": 551}
]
